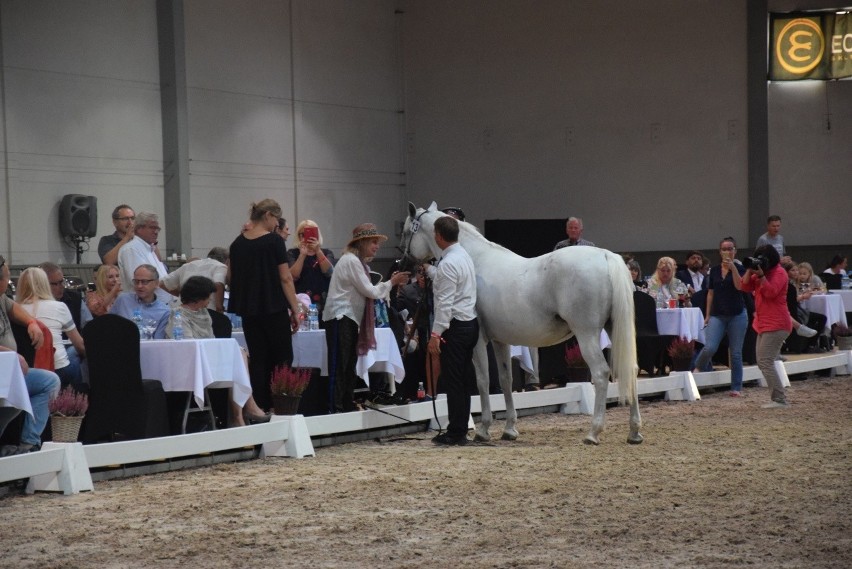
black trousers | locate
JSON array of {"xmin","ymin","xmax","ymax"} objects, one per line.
[
  {"xmin": 242, "ymin": 311, "xmax": 293, "ymax": 411},
  {"xmin": 326, "ymin": 317, "xmax": 360, "ymax": 413},
  {"xmin": 439, "ymin": 318, "xmax": 479, "ymax": 436}
]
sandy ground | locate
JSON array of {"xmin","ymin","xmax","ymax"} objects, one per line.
[{"xmin": 2, "ymin": 374, "xmax": 851, "ymax": 569}]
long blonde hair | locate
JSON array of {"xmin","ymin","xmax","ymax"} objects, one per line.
[
  {"xmin": 94, "ymin": 264, "xmax": 120, "ymax": 296},
  {"xmin": 15, "ymin": 267, "xmax": 54, "ymax": 306},
  {"xmin": 649, "ymin": 256, "xmax": 676, "ymax": 285}
]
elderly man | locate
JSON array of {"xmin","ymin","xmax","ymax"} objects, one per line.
[
  {"xmin": 0, "ymin": 255, "xmax": 60, "ymax": 453},
  {"xmin": 117, "ymin": 211, "xmax": 170, "ymax": 301},
  {"xmin": 160, "ymin": 247, "xmax": 228, "ymax": 312},
  {"xmin": 554, "ymin": 217, "xmax": 595, "ymax": 249},
  {"xmin": 98, "ymin": 204, "xmax": 136, "ymax": 265},
  {"xmin": 109, "ymin": 265, "xmax": 169, "ymax": 339}
]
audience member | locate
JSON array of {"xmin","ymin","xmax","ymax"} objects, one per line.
[
  {"xmin": 228, "ymin": 199, "xmax": 302, "ymax": 412},
  {"xmin": 755, "ymin": 214, "xmax": 789, "ymax": 262},
  {"xmin": 796, "ymin": 262, "xmax": 823, "ymax": 291},
  {"xmin": 109, "ymin": 264, "xmax": 169, "ymax": 339},
  {"xmin": 16, "ymin": 267, "xmax": 86, "ymax": 389},
  {"xmin": 0, "ymin": 255, "xmax": 61, "ymax": 453},
  {"xmin": 692, "ymin": 237, "xmax": 748, "ymax": 396},
  {"xmin": 675, "ymin": 250, "xmax": 708, "ymax": 292},
  {"xmin": 626, "ymin": 259, "xmax": 646, "ymax": 291},
  {"xmin": 393, "ymin": 265, "xmax": 433, "ymax": 399},
  {"xmin": 737, "ymin": 244, "xmax": 791, "ymax": 408},
  {"xmin": 322, "ymin": 223, "xmax": 409, "ymax": 413},
  {"xmin": 428, "ymin": 216, "xmax": 478, "ymax": 445},
  {"xmin": 160, "ymin": 247, "xmax": 228, "ymax": 312},
  {"xmin": 647, "ymin": 256, "xmax": 689, "ymax": 305},
  {"xmin": 38, "ymin": 262, "xmax": 93, "ymax": 330},
  {"xmin": 554, "ymin": 217, "xmax": 594, "ymax": 249},
  {"xmin": 824, "ymin": 254, "xmax": 848, "ymax": 275},
  {"xmin": 781, "ymin": 261, "xmax": 820, "ymax": 348},
  {"xmin": 117, "ymin": 211, "xmax": 170, "ymax": 301},
  {"xmin": 98, "ymin": 204, "xmax": 136, "ymax": 265},
  {"xmin": 86, "ymin": 264, "xmax": 122, "ymax": 316},
  {"xmin": 441, "ymin": 207, "xmax": 466, "ymax": 221},
  {"xmin": 275, "ymin": 217, "xmax": 290, "ymax": 243},
  {"xmin": 288, "ymin": 220, "xmax": 336, "ymax": 317}
]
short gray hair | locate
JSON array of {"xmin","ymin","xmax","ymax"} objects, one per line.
[
  {"xmin": 207, "ymin": 247, "xmax": 229, "ymax": 263},
  {"xmin": 135, "ymin": 211, "xmax": 159, "ymax": 228}
]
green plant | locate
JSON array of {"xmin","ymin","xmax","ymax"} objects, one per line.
[
  {"xmin": 667, "ymin": 337, "xmax": 695, "ymax": 359},
  {"xmin": 564, "ymin": 344, "xmax": 588, "ymax": 368},
  {"xmin": 270, "ymin": 366, "xmax": 312, "ymax": 397},
  {"xmin": 49, "ymin": 386, "xmax": 88, "ymax": 417}
]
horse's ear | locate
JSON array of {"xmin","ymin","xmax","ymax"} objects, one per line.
[
  {"xmin": 427, "ymin": 201, "xmax": 438, "ymax": 212},
  {"xmin": 407, "ymin": 202, "xmax": 416, "ymax": 219}
]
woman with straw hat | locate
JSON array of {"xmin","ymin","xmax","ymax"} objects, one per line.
[{"xmin": 322, "ymin": 223, "xmax": 409, "ymax": 413}]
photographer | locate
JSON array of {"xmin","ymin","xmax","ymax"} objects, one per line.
[{"xmin": 736, "ymin": 245, "xmax": 792, "ymax": 408}]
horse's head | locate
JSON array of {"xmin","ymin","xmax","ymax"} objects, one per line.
[{"xmin": 398, "ymin": 201, "xmax": 440, "ymax": 268}]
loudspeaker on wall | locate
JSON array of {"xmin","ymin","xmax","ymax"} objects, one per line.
[{"xmin": 59, "ymin": 194, "xmax": 98, "ymax": 238}]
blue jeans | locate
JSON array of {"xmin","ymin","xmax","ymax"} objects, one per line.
[
  {"xmin": 694, "ymin": 309, "xmax": 748, "ymax": 392},
  {"xmin": 22, "ymin": 368, "xmax": 61, "ymax": 447}
]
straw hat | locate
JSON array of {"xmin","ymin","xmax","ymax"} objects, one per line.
[{"xmin": 347, "ymin": 223, "xmax": 388, "ymax": 248}]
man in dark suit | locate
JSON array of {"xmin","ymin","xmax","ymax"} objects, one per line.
[{"xmin": 675, "ymin": 250, "xmax": 709, "ymax": 292}]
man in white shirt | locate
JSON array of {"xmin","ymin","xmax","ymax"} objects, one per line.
[
  {"xmin": 117, "ymin": 211, "xmax": 170, "ymax": 302},
  {"xmin": 160, "ymin": 247, "xmax": 228, "ymax": 312},
  {"xmin": 427, "ymin": 215, "xmax": 478, "ymax": 446}
]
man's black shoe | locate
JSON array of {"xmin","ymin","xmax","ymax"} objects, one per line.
[{"xmin": 432, "ymin": 433, "xmax": 468, "ymax": 446}]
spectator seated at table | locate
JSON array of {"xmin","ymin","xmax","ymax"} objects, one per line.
[
  {"xmin": 0, "ymin": 255, "xmax": 61, "ymax": 454},
  {"xmin": 796, "ymin": 262, "xmax": 823, "ymax": 292},
  {"xmin": 823, "ymin": 254, "xmax": 848, "ymax": 276},
  {"xmin": 647, "ymin": 256, "xmax": 691, "ymax": 306},
  {"xmin": 287, "ymin": 220, "xmax": 336, "ymax": 319},
  {"xmin": 625, "ymin": 258, "xmax": 646, "ymax": 291},
  {"xmin": 16, "ymin": 267, "xmax": 87, "ymax": 391},
  {"xmin": 165, "ymin": 275, "xmax": 270, "ymax": 427},
  {"xmin": 675, "ymin": 250, "xmax": 708, "ymax": 292},
  {"xmin": 781, "ymin": 261, "xmax": 821, "ymax": 353},
  {"xmin": 109, "ymin": 265, "xmax": 169, "ymax": 339},
  {"xmin": 86, "ymin": 264, "xmax": 122, "ymax": 317},
  {"xmin": 160, "ymin": 247, "xmax": 229, "ymax": 312}
]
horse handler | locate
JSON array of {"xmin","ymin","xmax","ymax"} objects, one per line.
[{"xmin": 427, "ymin": 216, "xmax": 479, "ymax": 446}]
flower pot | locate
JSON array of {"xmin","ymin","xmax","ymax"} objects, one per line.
[
  {"xmin": 51, "ymin": 415, "xmax": 84, "ymax": 443},
  {"xmin": 670, "ymin": 356, "xmax": 693, "ymax": 372},
  {"xmin": 565, "ymin": 367, "xmax": 591, "ymax": 383},
  {"xmin": 272, "ymin": 395, "xmax": 302, "ymax": 415},
  {"xmin": 836, "ymin": 336, "xmax": 852, "ymax": 352}
]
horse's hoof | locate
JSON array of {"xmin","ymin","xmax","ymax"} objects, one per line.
[
  {"xmin": 500, "ymin": 431, "xmax": 518, "ymax": 441},
  {"xmin": 473, "ymin": 432, "xmax": 491, "ymax": 442},
  {"xmin": 583, "ymin": 436, "xmax": 600, "ymax": 445},
  {"xmin": 627, "ymin": 433, "xmax": 644, "ymax": 445}
]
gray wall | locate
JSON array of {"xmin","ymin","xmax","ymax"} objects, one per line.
[{"xmin": 0, "ymin": 0, "xmax": 848, "ymax": 268}]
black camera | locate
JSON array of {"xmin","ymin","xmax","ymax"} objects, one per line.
[{"xmin": 742, "ymin": 255, "xmax": 768, "ymax": 271}]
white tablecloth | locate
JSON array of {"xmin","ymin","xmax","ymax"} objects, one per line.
[
  {"xmin": 139, "ymin": 338, "xmax": 252, "ymax": 408},
  {"xmin": 0, "ymin": 351, "xmax": 32, "ymax": 417},
  {"xmin": 802, "ymin": 294, "xmax": 848, "ymax": 332},
  {"xmin": 655, "ymin": 307, "xmax": 705, "ymax": 343},
  {"xmin": 830, "ymin": 290, "xmax": 852, "ymax": 313},
  {"xmin": 233, "ymin": 327, "xmax": 405, "ymax": 384}
]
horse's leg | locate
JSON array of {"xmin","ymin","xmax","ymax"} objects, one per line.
[
  {"xmin": 492, "ymin": 340, "xmax": 518, "ymax": 440},
  {"xmin": 627, "ymin": 381, "xmax": 643, "ymax": 444},
  {"xmin": 472, "ymin": 338, "xmax": 492, "ymax": 441},
  {"xmin": 577, "ymin": 331, "xmax": 610, "ymax": 445}
]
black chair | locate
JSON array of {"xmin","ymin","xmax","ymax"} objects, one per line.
[
  {"xmin": 81, "ymin": 314, "xmax": 170, "ymax": 443},
  {"xmin": 634, "ymin": 291, "xmax": 676, "ymax": 376},
  {"xmin": 823, "ymin": 273, "xmax": 842, "ymax": 290},
  {"xmin": 208, "ymin": 309, "xmax": 232, "ymax": 339}
]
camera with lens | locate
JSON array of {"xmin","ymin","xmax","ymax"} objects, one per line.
[{"xmin": 742, "ymin": 255, "xmax": 768, "ymax": 271}]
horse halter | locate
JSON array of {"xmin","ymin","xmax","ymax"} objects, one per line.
[{"xmin": 398, "ymin": 208, "xmax": 429, "ymax": 269}]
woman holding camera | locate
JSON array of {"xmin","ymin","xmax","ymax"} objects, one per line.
[{"xmin": 736, "ymin": 245, "xmax": 792, "ymax": 408}]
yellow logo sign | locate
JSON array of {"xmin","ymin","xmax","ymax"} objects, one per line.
[{"xmin": 775, "ymin": 18, "xmax": 825, "ymax": 75}]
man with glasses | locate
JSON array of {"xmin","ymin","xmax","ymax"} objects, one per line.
[
  {"xmin": 109, "ymin": 264, "xmax": 169, "ymax": 339},
  {"xmin": 117, "ymin": 211, "xmax": 170, "ymax": 301},
  {"xmin": 98, "ymin": 204, "xmax": 136, "ymax": 265}
]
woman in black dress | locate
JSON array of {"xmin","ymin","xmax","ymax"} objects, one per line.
[{"xmin": 229, "ymin": 199, "xmax": 302, "ymax": 412}]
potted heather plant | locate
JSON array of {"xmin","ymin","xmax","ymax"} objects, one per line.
[
  {"xmin": 564, "ymin": 343, "xmax": 591, "ymax": 383},
  {"xmin": 49, "ymin": 386, "xmax": 88, "ymax": 442},
  {"xmin": 833, "ymin": 324, "xmax": 852, "ymax": 352},
  {"xmin": 269, "ymin": 365, "xmax": 312, "ymax": 415},
  {"xmin": 667, "ymin": 337, "xmax": 695, "ymax": 372}
]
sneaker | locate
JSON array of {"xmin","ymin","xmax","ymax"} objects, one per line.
[
  {"xmin": 796, "ymin": 325, "xmax": 817, "ymax": 338},
  {"xmin": 761, "ymin": 401, "xmax": 789, "ymax": 409},
  {"xmin": 432, "ymin": 433, "xmax": 468, "ymax": 446}
]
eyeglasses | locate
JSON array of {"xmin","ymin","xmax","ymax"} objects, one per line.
[
  {"xmin": 114, "ymin": 216, "xmax": 136, "ymax": 222},
  {"xmin": 49, "ymin": 280, "xmax": 65, "ymax": 287},
  {"xmin": 132, "ymin": 279, "xmax": 156, "ymax": 285},
  {"xmin": 138, "ymin": 225, "xmax": 161, "ymax": 232}
]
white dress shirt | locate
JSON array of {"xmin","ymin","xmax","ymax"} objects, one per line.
[
  {"xmin": 688, "ymin": 269, "xmax": 704, "ymax": 290},
  {"xmin": 322, "ymin": 252, "xmax": 393, "ymax": 327},
  {"xmin": 431, "ymin": 242, "xmax": 477, "ymax": 335},
  {"xmin": 118, "ymin": 236, "xmax": 170, "ymax": 301}
]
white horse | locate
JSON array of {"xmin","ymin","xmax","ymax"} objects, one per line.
[{"xmin": 400, "ymin": 202, "xmax": 642, "ymax": 445}]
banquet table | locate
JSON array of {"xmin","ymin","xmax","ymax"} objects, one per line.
[
  {"xmin": 830, "ymin": 290, "xmax": 852, "ymax": 313},
  {"xmin": 600, "ymin": 307, "xmax": 704, "ymax": 348},
  {"xmin": 0, "ymin": 351, "xmax": 32, "ymax": 417},
  {"xmin": 802, "ymin": 294, "xmax": 848, "ymax": 332},
  {"xmin": 138, "ymin": 338, "xmax": 251, "ymax": 408},
  {"xmin": 233, "ymin": 327, "xmax": 405, "ymax": 384}
]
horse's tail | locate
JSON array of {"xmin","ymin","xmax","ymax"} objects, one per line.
[{"xmin": 606, "ymin": 251, "xmax": 638, "ymax": 404}]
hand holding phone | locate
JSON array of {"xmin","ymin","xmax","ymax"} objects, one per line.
[{"xmin": 302, "ymin": 226, "xmax": 319, "ymax": 242}]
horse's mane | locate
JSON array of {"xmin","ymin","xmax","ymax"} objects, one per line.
[{"xmin": 424, "ymin": 210, "xmax": 515, "ymax": 256}]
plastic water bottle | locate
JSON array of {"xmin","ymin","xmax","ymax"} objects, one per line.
[
  {"xmin": 416, "ymin": 382, "xmax": 425, "ymax": 401},
  {"xmin": 172, "ymin": 310, "xmax": 184, "ymax": 341},
  {"xmin": 299, "ymin": 307, "xmax": 309, "ymax": 332},
  {"xmin": 308, "ymin": 304, "xmax": 319, "ymax": 331},
  {"xmin": 132, "ymin": 308, "xmax": 143, "ymax": 334}
]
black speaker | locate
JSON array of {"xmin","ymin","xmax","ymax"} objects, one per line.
[{"xmin": 59, "ymin": 194, "xmax": 97, "ymax": 238}]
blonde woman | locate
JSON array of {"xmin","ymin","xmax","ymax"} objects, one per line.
[
  {"xmin": 796, "ymin": 262, "xmax": 823, "ymax": 292},
  {"xmin": 16, "ymin": 267, "xmax": 86, "ymax": 389},
  {"xmin": 287, "ymin": 219, "xmax": 335, "ymax": 316},
  {"xmin": 647, "ymin": 256, "xmax": 689, "ymax": 304},
  {"xmin": 86, "ymin": 264, "xmax": 122, "ymax": 316}
]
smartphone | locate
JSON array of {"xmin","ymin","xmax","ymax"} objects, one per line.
[{"xmin": 302, "ymin": 226, "xmax": 319, "ymax": 242}]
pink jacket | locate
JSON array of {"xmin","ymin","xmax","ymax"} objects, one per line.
[{"xmin": 741, "ymin": 264, "xmax": 793, "ymax": 334}]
